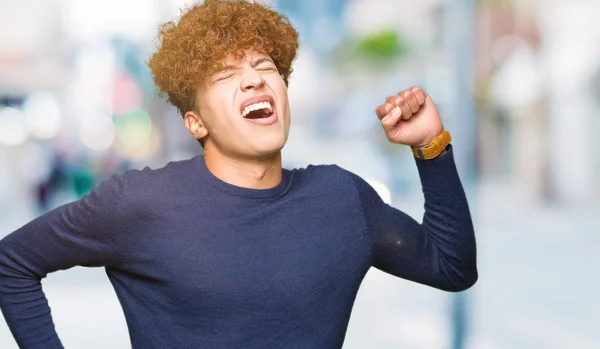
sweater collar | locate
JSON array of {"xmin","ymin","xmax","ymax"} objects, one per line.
[{"xmin": 193, "ymin": 155, "xmax": 294, "ymax": 199}]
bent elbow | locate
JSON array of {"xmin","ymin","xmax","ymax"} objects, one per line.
[
  {"xmin": 451, "ymin": 272, "xmax": 478, "ymax": 292},
  {"xmin": 444, "ymin": 266, "xmax": 478, "ymax": 293}
]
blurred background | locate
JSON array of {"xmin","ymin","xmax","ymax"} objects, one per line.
[{"xmin": 1, "ymin": 0, "xmax": 599, "ymax": 348}]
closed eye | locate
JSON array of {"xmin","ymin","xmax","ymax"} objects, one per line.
[
  {"xmin": 256, "ymin": 64, "xmax": 278, "ymax": 72},
  {"xmin": 214, "ymin": 74, "xmax": 234, "ymax": 82}
]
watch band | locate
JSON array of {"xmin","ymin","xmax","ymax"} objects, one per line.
[{"xmin": 411, "ymin": 129, "xmax": 452, "ymax": 160}]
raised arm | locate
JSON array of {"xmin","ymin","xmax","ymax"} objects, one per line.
[
  {"xmin": 349, "ymin": 146, "xmax": 477, "ymax": 291},
  {"xmin": 361, "ymin": 86, "xmax": 477, "ymax": 291},
  {"xmin": 0, "ymin": 173, "xmax": 126, "ymax": 348}
]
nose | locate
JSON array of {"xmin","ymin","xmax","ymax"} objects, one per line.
[{"xmin": 240, "ymin": 67, "xmax": 265, "ymax": 92}]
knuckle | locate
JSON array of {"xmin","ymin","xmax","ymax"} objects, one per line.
[{"xmin": 381, "ymin": 104, "xmax": 391, "ymax": 115}]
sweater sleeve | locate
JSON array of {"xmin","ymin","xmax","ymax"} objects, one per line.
[
  {"xmin": 0, "ymin": 173, "xmax": 126, "ymax": 348},
  {"xmin": 348, "ymin": 145, "xmax": 478, "ymax": 292}
]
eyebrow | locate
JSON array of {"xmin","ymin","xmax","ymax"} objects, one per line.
[
  {"xmin": 250, "ymin": 57, "xmax": 274, "ymax": 68},
  {"xmin": 216, "ymin": 57, "xmax": 275, "ymax": 73}
]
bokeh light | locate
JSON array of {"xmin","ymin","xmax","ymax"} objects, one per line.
[
  {"xmin": 114, "ymin": 108, "xmax": 159, "ymax": 160},
  {"xmin": 366, "ymin": 178, "xmax": 392, "ymax": 204},
  {"xmin": 0, "ymin": 107, "xmax": 29, "ymax": 146},
  {"xmin": 22, "ymin": 92, "xmax": 63, "ymax": 140},
  {"xmin": 79, "ymin": 117, "xmax": 116, "ymax": 151}
]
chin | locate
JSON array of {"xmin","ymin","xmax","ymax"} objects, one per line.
[{"xmin": 251, "ymin": 138, "xmax": 287, "ymax": 158}]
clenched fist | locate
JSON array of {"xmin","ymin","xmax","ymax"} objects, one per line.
[{"xmin": 375, "ymin": 87, "xmax": 444, "ymax": 148}]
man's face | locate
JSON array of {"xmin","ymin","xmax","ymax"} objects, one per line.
[{"xmin": 189, "ymin": 50, "xmax": 291, "ymax": 160}]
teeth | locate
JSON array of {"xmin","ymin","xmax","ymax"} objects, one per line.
[{"xmin": 241, "ymin": 101, "xmax": 273, "ymax": 118}]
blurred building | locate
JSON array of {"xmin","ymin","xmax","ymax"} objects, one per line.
[{"xmin": 474, "ymin": 0, "xmax": 600, "ymax": 203}]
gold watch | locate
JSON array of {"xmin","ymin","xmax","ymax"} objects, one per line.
[{"xmin": 411, "ymin": 129, "xmax": 452, "ymax": 160}]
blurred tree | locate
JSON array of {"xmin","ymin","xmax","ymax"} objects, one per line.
[
  {"xmin": 331, "ymin": 29, "xmax": 410, "ymax": 72},
  {"xmin": 355, "ymin": 30, "xmax": 408, "ymax": 61}
]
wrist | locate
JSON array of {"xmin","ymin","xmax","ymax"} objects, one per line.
[{"xmin": 411, "ymin": 129, "xmax": 452, "ymax": 160}]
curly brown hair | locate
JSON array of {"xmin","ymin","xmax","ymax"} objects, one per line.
[{"xmin": 147, "ymin": 0, "xmax": 299, "ymax": 117}]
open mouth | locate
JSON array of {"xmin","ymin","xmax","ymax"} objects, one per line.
[{"xmin": 241, "ymin": 101, "xmax": 274, "ymax": 119}]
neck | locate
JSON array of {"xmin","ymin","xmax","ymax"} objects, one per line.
[{"xmin": 203, "ymin": 147, "xmax": 283, "ymax": 190}]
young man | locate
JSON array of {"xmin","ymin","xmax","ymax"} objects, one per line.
[{"xmin": 0, "ymin": 0, "xmax": 477, "ymax": 348}]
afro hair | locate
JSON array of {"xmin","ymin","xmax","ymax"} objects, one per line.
[{"xmin": 147, "ymin": 0, "xmax": 300, "ymax": 117}]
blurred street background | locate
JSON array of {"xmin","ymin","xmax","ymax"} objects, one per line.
[{"xmin": 1, "ymin": 0, "xmax": 599, "ymax": 348}]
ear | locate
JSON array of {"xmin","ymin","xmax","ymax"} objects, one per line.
[{"xmin": 184, "ymin": 110, "xmax": 208, "ymax": 142}]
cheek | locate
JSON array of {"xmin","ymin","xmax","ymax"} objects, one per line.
[
  {"xmin": 201, "ymin": 89, "xmax": 238, "ymax": 128},
  {"xmin": 267, "ymin": 77, "xmax": 289, "ymax": 108}
]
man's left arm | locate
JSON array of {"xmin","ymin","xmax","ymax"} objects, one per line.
[
  {"xmin": 360, "ymin": 86, "xmax": 478, "ymax": 291},
  {"xmin": 349, "ymin": 146, "xmax": 477, "ymax": 292}
]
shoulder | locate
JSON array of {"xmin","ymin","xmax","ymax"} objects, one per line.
[
  {"xmin": 119, "ymin": 156, "xmax": 197, "ymax": 187},
  {"xmin": 291, "ymin": 163, "xmax": 386, "ymax": 205},
  {"xmin": 290, "ymin": 163, "xmax": 349, "ymax": 186},
  {"xmin": 288, "ymin": 163, "xmax": 373, "ymax": 196},
  {"xmin": 104, "ymin": 156, "xmax": 199, "ymax": 208}
]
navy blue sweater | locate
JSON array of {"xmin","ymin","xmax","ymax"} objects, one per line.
[{"xmin": 0, "ymin": 146, "xmax": 477, "ymax": 348}]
